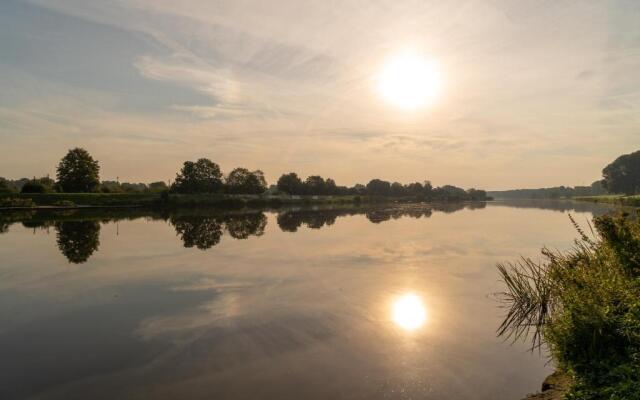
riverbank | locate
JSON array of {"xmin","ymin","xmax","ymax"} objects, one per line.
[
  {"xmin": 522, "ymin": 372, "xmax": 570, "ymax": 400},
  {"xmin": 0, "ymin": 192, "xmax": 492, "ymax": 210},
  {"xmin": 574, "ymin": 194, "xmax": 640, "ymax": 207},
  {"xmin": 499, "ymin": 212, "xmax": 640, "ymax": 399}
]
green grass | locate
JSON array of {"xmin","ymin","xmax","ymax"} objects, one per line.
[
  {"xmin": 497, "ymin": 212, "xmax": 640, "ymax": 399},
  {"xmin": 574, "ymin": 194, "xmax": 640, "ymax": 207},
  {"xmin": 0, "ymin": 192, "xmax": 159, "ymax": 206},
  {"xmin": 0, "ymin": 192, "xmax": 376, "ymax": 208}
]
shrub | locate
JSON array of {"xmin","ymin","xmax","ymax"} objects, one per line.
[
  {"xmin": 497, "ymin": 212, "xmax": 640, "ymax": 398},
  {"xmin": 53, "ymin": 200, "xmax": 76, "ymax": 207},
  {"xmin": 21, "ymin": 181, "xmax": 48, "ymax": 193},
  {"xmin": 0, "ymin": 197, "xmax": 36, "ymax": 208}
]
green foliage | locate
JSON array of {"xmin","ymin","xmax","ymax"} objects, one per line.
[
  {"xmin": 172, "ymin": 158, "xmax": 223, "ymax": 194},
  {"xmin": 53, "ymin": 200, "xmax": 76, "ymax": 207},
  {"xmin": 0, "ymin": 197, "xmax": 36, "ymax": 208},
  {"xmin": 0, "ymin": 178, "xmax": 15, "ymax": 193},
  {"xmin": 602, "ymin": 150, "xmax": 640, "ymax": 195},
  {"xmin": 226, "ymin": 168, "xmax": 267, "ymax": 194},
  {"xmin": 490, "ymin": 181, "xmax": 607, "ymax": 199},
  {"xmin": 56, "ymin": 148, "xmax": 100, "ymax": 193},
  {"xmin": 148, "ymin": 181, "xmax": 169, "ymax": 192},
  {"xmin": 20, "ymin": 177, "xmax": 56, "ymax": 193},
  {"xmin": 497, "ymin": 211, "xmax": 640, "ymax": 398},
  {"xmin": 277, "ymin": 172, "xmax": 304, "ymax": 195},
  {"xmin": 21, "ymin": 181, "xmax": 48, "ymax": 193},
  {"xmin": 366, "ymin": 179, "xmax": 391, "ymax": 196}
]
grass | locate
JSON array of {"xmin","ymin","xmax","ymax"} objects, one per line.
[
  {"xmin": 497, "ymin": 211, "xmax": 640, "ymax": 399},
  {"xmin": 1, "ymin": 191, "xmax": 484, "ymax": 209},
  {"xmin": 0, "ymin": 192, "xmax": 387, "ymax": 208},
  {"xmin": 0, "ymin": 192, "xmax": 159, "ymax": 206},
  {"xmin": 574, "ymin": 194, "xmax": 640, "ymax": 207}
]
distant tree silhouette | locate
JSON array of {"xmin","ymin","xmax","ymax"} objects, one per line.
[
  {"xmin": 602, "ymin": 150, "xmax": 640, "ymax": 195},
  {"xmin": 366, "ymin": 179, "xmax": 391, "ymax": 196},
  {"xmin": 277, "ymin": 172, "xmax": 304, "ymax": 195},
  {"xmin": 226, "ymin": 168, "xmax": 267, "ymax": 194},
  {"xmin": 304, "ymin": 175, "xmax": 327, "ymax": 195},
  {"xmin": 56, "ymin": 148, "xmax": 100, "ymax": 193},
  {"xmin": 0, "ymin": 179, "xmax": 12, "ymax": 193},
  {"xmin": 20, "ymin": 182, "xmax": 46, "ymax": 193},
  {"xmin": 390, "ymin": 182, "xmax": 405, "ymax": 197},
  {"xmin": 55, "ymin": 221, "xmax": 101, "ymax": 263},
  {"xmin": 148, "ymin": 181, "xmax": 169, "ymax": 192},
  {"xmin": 172, "ymin": 158, "xmax": 223, "ymax": 194}
]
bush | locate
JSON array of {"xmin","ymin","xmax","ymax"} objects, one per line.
[
  {"xmin": 53, "ymin": 200, "xmax": 76, "ymax": 207},
  {"xmin": 21, "ymin": 181, "xmax": 48, "ymax": 193},
  {"xmin": 0, "ymin": 197, "xmax": 36, "ymax": 208},
  {"xmin": 497, "ymin": 212, "xmax": 640, "ymax": 398}
]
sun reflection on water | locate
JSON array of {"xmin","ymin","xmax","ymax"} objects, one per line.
[{"xmin": 392, "ymin": 293, "xmax": 427, "ymax": 331}]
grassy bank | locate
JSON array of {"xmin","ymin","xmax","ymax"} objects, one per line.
[
  {"xmin": 0, "ymin": 192, "xmax": 419, "ymax": 209},
  {"xmin": 574, "ymin": 194, "xmax": 640, "ymax": 207},
  {"xmin": 498, "ymin": 212, "xmax": 640, "ymax": 399}
]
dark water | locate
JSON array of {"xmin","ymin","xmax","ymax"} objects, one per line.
[{"xmin": 0, "ymin": 200, "xmax": 617, "ymax": 399}]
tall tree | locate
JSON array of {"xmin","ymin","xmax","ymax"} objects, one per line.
[
  {"xmin": 277, "ymin": 172, "xmax": 304, "ymax": 195},
  {"xmin": 226, "ymin": 168, "xmax": 267, "ymax": 194},
  {"xmin": 366, "ymin": 179, "xmax": 391, "ymax": 196},
  {"xmin": 602, "ymin": 150, "xmax": 640, "ymax": 195},
  {"xmin": 56, "ymin": 148, "xmax": 100, "ymax": 193},
  {"xmin": 304, "ymin": 175, "xmax": 326, "ymax": 195},
  {"xmin": 172, "ymin": 158, "xmax": 223, "ymax": 194}
]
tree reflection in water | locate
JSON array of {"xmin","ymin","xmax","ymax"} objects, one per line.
[
  {"xmin": 55, "ymin": 221, "xmax": 101, "ymax": 264},
  {"xmin": 171, "ymin": 216, "xmax": 224, "ymax": 250},
  {"xmin": 171, "ymin": 212, "xmax": 268, "ymax": 249},
  {"xmin": 0, "ymin": 202, "xmax": 517, "ymax": 261},
  {"xmin": 223, "ymin": 213, "xmax": 267, "ymax": 239}
]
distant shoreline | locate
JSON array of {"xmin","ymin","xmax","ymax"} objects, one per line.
[
  {"xmin": 573, "ymin": 194, "xmax": 640, "ymax": 207},
  {"xmin": 0, "ymin": 192, "xmax": 492, "ymax": 210}
]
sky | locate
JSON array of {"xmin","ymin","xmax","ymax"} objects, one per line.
[{"xmin": 0, "ymin": 0, "xmax": 638, "ymax": 190}]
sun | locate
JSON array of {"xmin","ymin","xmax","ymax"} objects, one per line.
[{"xmin": 376, "ymin": 52, "xmax": 441, "ymax": 110}]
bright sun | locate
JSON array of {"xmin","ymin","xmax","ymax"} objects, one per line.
[{"xmin": 377, "ymin": 52, "xmax": 441, "ymax": 110}]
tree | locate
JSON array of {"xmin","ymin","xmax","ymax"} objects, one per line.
[
  {"xmin": 0, "ymin": 179, "xmax": 13, "ymax": 193},
  {"xmin": 172, "ymin": 158, "xmax": 223, "ymax": 194},
  {"xmin": 390, "ymin": 182, "xmax": 405, "ymax": 197},
  {"xmin": 148, "ymin": 181, "xmax": 169, "ymax": 192},
  {"xmin": 226, "ymin": 168, "xmax": 267, "ymax": 194},
  {"xmin": 325, "ymin": 178, "xmax": 338, "ymax": 195},
  {"xmin": 277, "ymin": 172, "xmax": 304, "ymax": 195},
  {"xmin": 405, "ymin": 182, "xmax": 424, "ymax": 196},
  {"xmin": 56, "ymin": 148, "xmax": 100, "ymax": 193},
  {"xmin": 21, "ymin": 180, "xmax": 47, "ymax": 193},
  {"xmin": 305, "ymin": 175, "xmax": 326, "ymax": 195},
  {"xmin": 366, "ymin": 179, "xmax": 391, "ymax": 196},
  {"xmin": 602, "ymin": 150, "xmax": 640, "ymax": 195}
]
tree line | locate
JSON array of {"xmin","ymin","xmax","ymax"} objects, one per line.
[
  {"xmin": 0, "ymin": 148, "xmax": 492, "ymax": 200},
  {"xmin": 1, "ymin": 147, "xmax": 638, "ymax": 198}
]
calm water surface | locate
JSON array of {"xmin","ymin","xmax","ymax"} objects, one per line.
[{"xmin": 0, "ymin": 201, "xmax": 616, "ymax": 399}]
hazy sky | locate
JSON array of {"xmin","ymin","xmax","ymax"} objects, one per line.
[{"xmin": 1, "ymin": 0, "xmax": 638, "ymax": 189}]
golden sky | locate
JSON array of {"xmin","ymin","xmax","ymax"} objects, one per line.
[{"xmin": 1, "ymin": 0, "xmax": 638, "ymax": 189}]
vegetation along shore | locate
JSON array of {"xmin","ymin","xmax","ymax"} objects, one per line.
[
  {"xmin": 498, "ymin": 211, "xmax": 640, "ymax": 399},
  {"xmin": 0, "ymin": 148, "xmax": 491, "ymax": 209}
]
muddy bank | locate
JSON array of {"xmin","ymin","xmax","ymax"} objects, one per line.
[{"xmin": 522, "ymin": 371, "xmax": 570, "ymax": 400}]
